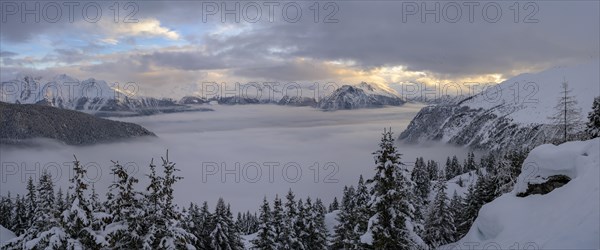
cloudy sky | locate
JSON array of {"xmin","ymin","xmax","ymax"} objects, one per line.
[{"xmin": 1, "ymin": 1, "xmax": 598, "ymax": 97}]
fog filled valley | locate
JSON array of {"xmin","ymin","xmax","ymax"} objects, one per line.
[{"xmin": 2, "ymin": 103, "xmax": 478, "ymax": 213}]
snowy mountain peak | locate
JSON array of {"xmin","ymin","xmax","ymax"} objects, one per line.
[{"xmin": 317, "ymin": 82, "xmax": 405, "ymax": 110}]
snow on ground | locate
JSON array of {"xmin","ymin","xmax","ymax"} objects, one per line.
[
  {"xmin": 241, "ymin": 232, "xmax": 257, "ymax": 249},
  {"xmin": 0, "ymin": 225, "xmax": 16, "ymax": 245},
  {"xmin": 445, "ymin": 139, "xmax": 600, "ymax": 250},
  {"xmin": 325, "ymin": 210, "xmax": 341, "ymax": 242},
  {"xmin": 463, "ymin": 60, "xmax": 600, "ymax": 124}
]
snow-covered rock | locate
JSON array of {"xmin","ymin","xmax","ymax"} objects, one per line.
[
  {"xmin": 318, "ymin": 82, "xmax": 405, "ymax": 110},
  {"xmin": 400, "ymin": 60, "xmax": 600, "ymax": 151},
  {"xmin": 445, "ymin": 138, "xmax": 600, "ymax": 250}
]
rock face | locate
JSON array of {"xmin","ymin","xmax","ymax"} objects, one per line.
[
  {"xmin": 317, "ymin": 82, "xmax": 405, "ymax": 110},
  {"xmin": 399, "ymin": 105, "xmax": 554, "ymax": 152},
  {"xmin": 179, "ymin": 96, "xmax": 207, "ymax": 105},
  {"xmin": 516, "ymin": 175, "xmax": 571, "ymax": 197},
  {"xmin": 277, "ymin": 95, "xmax": 317, "ymax": 107},
  {"xmin": 399, "ymin": 60, "xmax": 599, "ymax": 152},
  {"xmin": 0, "ymin": 101, "xmax": 155, "ymax": 145}
]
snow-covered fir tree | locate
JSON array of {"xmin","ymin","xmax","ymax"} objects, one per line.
[
  {"xmin": 456, "ymin": 182, "xmax": 476, "ymax": 238},
  {"xmin": 354, "ymin": 175, "xmax": 370, "ymax": 236},
  {"xmin": 449, "ymin": 190, "xmax": 464, "ymax": 241},
  {"xmin": 252, "ymin": 197, "xmax": 276, "ymax": 249},
  {"xmin": 281, "ymin": 189, "xmax": 303, "ymax": 249},
  {"xmin": 463, "ymin": 152, "xmax": 477, "ymax": 173},
  {"xmin": 209, "ymin": 198, "xmax": 242, "ymax": 250},
  {"xmin": 142, "ymin": 153, "xmax": 195, "ymax": 249},
  {"xmin": 270, "ymin": 194, "xmax": 285, "ymax": 248},
  {"xmin": 62, "ymin": 156, "xmax": 105, "ymax": 249},
  {"xmin": 198, "ymin": 201, "xmax": 214, "ymax": 248},
  {"xmin": 423, "ymin": 178, "xmax": 455, "ymax": 248},
  {"xmin": 4, "ymin": 171, "xmax": 63, "ymax": 249},
  {"xmin": 328, "ymin": 197, "xmax": 340, "ymax": 212},
  {"xmin": 0, "ymin": 192, "xmax": 13, "ymax": 228},
  {"xmin": 586, "ymin": 96, "xmax": 600, "ymax": 138},
  {"xmin": 24, "ymin": 176, "xmax": 36, "ymax": 229},
  {"xmin": 306, "ymin": 198, "xmax": 328, "ymax": 249},
  {"xmin": 367, "ymin": 129, "xmax": 418, "ymax": 249},
  {"xmin": 10, "ymin": 194, "xmax": 28, "ymax": 235},
  {"xmin": 426, "ymin": 160, "xmax": 439, "ymax": 181},
  {"xmin": 295, "ymin": 198, "xmax": 310, "ymax": 249},
  {"xmin": 104, "ymin": 161, "xmax": 146, "ymax": 249},
  {"xmin": 333, "ymin": 185, "xmax": 361, "ymax": 250},
  {"xmin": 411, "ymin": 156, "xmax": 431, "ymax": 220}
]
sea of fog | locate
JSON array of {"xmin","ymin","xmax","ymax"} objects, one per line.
[{"xmin": 0, "ymin": 103, "xmax": 477, "ymax": 213}]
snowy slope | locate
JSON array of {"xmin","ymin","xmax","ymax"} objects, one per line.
[
  {"xmin": 446, "ymin": 139, "xmax": 600, "ymax": 250},
  {"xmin": 464, "ymin": 60, "xmax": 600, "ymax": 124},
  {"xmin": 400, "ymin": 60, "xmax": 600, "ymax": 151},
  {"xmin": 0, "ymin": 226, "xmax": 16, "ymax": 245}
]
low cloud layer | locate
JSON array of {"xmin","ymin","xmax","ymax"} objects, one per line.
[{"xmin": 0, "ymin": 105, "xmax": 476, "ymax": 213}]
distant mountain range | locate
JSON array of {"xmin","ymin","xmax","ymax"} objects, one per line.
[
  {"xmin": 399, "ymin": 60, "xmax": 600, "ymax": 152},
  {"xmin": 1, "ymin": 76, "xmax": 406, "ymax": 114},
  {"xmin": 0, "ymin": 101, "xmax": 155, "ymax": 145}
]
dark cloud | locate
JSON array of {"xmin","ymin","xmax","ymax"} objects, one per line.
[
  {"xmin": 1, "ymin": 1, "xmax": 598, "ymax": 91},
  {"xmin": 0, "ymin": 51, "xmax": 18, "ymax": 57},
  {"xmin": 232, "ymin": 59, "xmax": 340, "ymax": 81}
]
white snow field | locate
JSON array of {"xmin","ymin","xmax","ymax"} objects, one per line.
[
  {"xmin": 445, "ymin": 138, "xmax": 600, "ymax": 250},
  {"xmin": 0, "ymin": 225, "xmax": 16, "ymax": 245}
]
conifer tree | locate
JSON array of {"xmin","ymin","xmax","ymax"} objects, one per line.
[
  {"xmin": 252, "ymin": 197, "xmax": 276, "ymax": 250},
  {"xmin": 586, "ymin": 96, "xmax": 600, "ymax": 138},
  {"xmin": 62, "ymin": 156, "xmax": 105, "ymax": 249},
  {"xmin": 295, "ymin": 198, "xmax": 310, "ymax": 248},
  {"xmin": 449, "ymin": 190, "xmax": 464, "ymax": 241},
  {"xmin": 329, "ymin": 197, "xmax": 340, "ymax": 212},
  {"xmin": 549, "ymin": 79, "xmax": 583, "ymax": 142},
  {"xmin": 55, "ymin": 188, "xmax": 66, "ymax": 218},
  {"xmin": 307, "ymin": 198, "xmax": 328, "ymax": 249},
  {"xmin": 10, "ymin": 194, "xmax": 28, "ymax": 235},
  {"xmin": 270, "ymin": 194, "xmax": 284, "ymax": 248},
  {"xmin": 5, "ymin": 171, "xmax": 63, "ymax": 249},
  {"xmin": 0, "ymin": 192, "xmax": 13, "ymax": 228},
  {"xmin": 411, "ymin": 156, "xmax": 431, "ymax": 219},
  {"xmin": 423, "ymin": 178, "xmax": 455, "ymax": 248},
  {"xmin": 198, "ymin": 201, "xmax": 214, "ymax": 248},
  {"xmin": 368, "ymin": 129, "xmax": 416, "ymax": 249},
  {"xmin": 105, "ymin": 161, "xmax": 145, "ymax": 249},
  {"xmin": 333, "ymin": 186, "xmax": 361, "ymax": 249},
  {"xmin": 282, "ymin": 189, "xmax": 303, "ymax": 249},
  {"xmin": 464, "ymin": 152, "xmax": 477, "ymax": 172},
  {"xmin": 24, "ymin": 176, "xmax": 36, "ymax": 228},
  {"xmin": 456, "ymin": 182, "xmax": 477, "ymax": 238},
  {"xmin": 354, "ymin": 175, "xmax": 370, "ymax": 236},
  {"xmin": 426, "ymin": 160, "xmax": 439, "ymax": 181}
]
